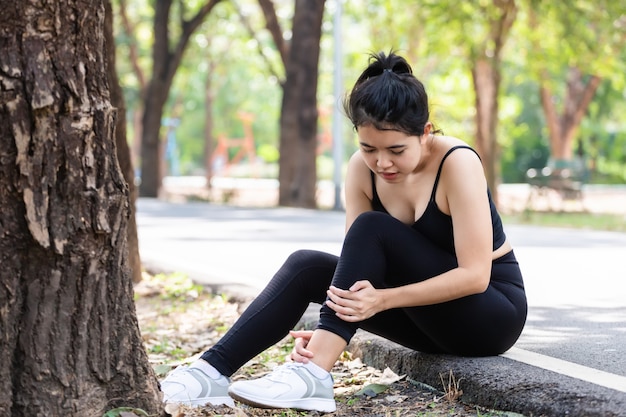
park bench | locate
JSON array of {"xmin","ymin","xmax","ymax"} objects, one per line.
[{"xmin": 525, "ymin": 158, "xmax": 586, "ymax": 211}]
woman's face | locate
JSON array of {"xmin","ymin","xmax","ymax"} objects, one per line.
[{"xmin": 357, "ymin": 124, "xmax": 426, "ymax": 183}]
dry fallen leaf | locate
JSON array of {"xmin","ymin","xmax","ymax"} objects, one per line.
[
  {"xmin": 376, "ymin": 367, "xmax": 406, "ymax": 385},
  {"xmin": 136, "ymin": 271, "xmax": 514, "ymax": 417}
]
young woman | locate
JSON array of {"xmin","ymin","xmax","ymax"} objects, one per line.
[{"xmin": 160, "ymin": 51, "xmax": 527, "ymax": 413}]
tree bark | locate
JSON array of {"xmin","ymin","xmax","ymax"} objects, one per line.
[
  {"xmin": 469, "ymin": 0, "xmax": 517, "ymax": 205},
  {"xmin": 277, "ymin": 0, "xmax": 325, "ymax": 208},
  {"xmin": 139, "ymin": 0, "xmax": 222, "ymax": 197},
  {"xmin": 0, "ymin": 1, "xmax": 162, "ymax": 415},
  {"xmin": 257, "ymin": 0, "xmax": 288, "ymax": 65},
  {"xmin": 105, "ymin": 0, "xmax": 142, "ymax": 283},
  {"xmin": 527, "ymin": 6, "xmax": 602, "ymax": 167},
  {"xmin": 472, "ymin": 58, "xmax": 500, "ymax": 198},
  {"xmin": 117, "ymin": 0, "xmax": 147, "ymax": 185},
  {"xmin": 540, "ymin": 67, "xmax": 602, "ymax": 161}
]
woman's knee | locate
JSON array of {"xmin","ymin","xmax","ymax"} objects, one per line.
[
  {"xmin": 347, "ymin": 211, "xmax": 400, "ymax": 238},
  {"xmin": 276, "ymin": 250, "xmax": 337, "ymax": 291},
  {"xmin": 353, "ymin": 211, "xmax": 392, "ymax": 227},
  {"xmin": 344, "ymin": 212, "xmax": 409, "ymax": 250},
  {"xmin": 283, "ymin": 249, "xmax": 337, "ymax": 270}
]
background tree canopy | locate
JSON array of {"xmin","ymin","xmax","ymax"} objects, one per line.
[{"xmin": 113, "ymin": 0, "xmax": 626, "ymax": 198}]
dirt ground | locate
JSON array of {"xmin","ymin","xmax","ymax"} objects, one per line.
[{"xmin": 133, "ymin": 272, "xmax": 523, "ymax": 417}]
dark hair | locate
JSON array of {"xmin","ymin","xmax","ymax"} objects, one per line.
[{"xmin": 343, "ymin": 51, "xmax": 437, "ymax": 137}]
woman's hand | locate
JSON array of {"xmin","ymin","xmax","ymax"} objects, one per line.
[
  {"xmin": 325, "ymin": 280, "xmax": 384, "ymax": 322},
  {"xmin": 289, "ymin": 330, "xmax": 314, "ymax": 363}
]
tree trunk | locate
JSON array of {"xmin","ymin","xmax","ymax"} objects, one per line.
[
  {"xmin": 139, "ymin": 0, "xmax": 222, "ymax": 197},
  {"xmin": 277, "ymin": 0, "xmax": 325, "ymax": 208},
  {"xmin": 540, "ymin": 67, "xmax": 602, "ymax": 161},
  {"xmin": 472, "ymin": 58, "xmax": 500, "ymax": 199},
  {"xmin": 139, "ymin": 78, "xmax": 168, "ymax": 197},
  {"xmin": 0, "ymin": 1, "xmax": 162, "ymax": 415},
  {"xmin": 105, "ymin": 0, "xmax": 142, "ymax": 283},
  {"xmin": 117, "ymin": 0, "xmax": 146, "ymax": 180},
  {"xmin": 468, "ymin": 0, "xmax": 516, "ymax": 205}
]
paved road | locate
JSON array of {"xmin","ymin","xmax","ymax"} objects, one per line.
[{"xmin": 136, "ymin": 197, "xmax": 626, "ymax": 395}]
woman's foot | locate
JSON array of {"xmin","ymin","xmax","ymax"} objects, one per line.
[
  {"xmin": 160, "ymin": 364, "xmax": 234, "ymax": 407},
  {"xmin": 228, "ymin": 363, "xmax": 336, "ymax": 412}
]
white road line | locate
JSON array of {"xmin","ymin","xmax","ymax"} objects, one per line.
[{"xmin": 503, "ymin": 347, "xmax": 626, "ymax": 393}]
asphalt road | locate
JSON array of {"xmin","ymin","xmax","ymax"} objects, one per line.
[{"xmin": 136, "ymin": 197, "xmax": 626, "ymax": 398}]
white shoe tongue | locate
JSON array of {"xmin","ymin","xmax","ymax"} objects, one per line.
[{"xmin": 268, "ymin": 364, "xmax": 302, "ymax": 381}]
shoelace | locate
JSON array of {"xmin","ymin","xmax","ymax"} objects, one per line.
[
  {"xmin": 166, "ymin": 365, "xmax": 189, "ymax": 378},
  {"xmin": 265, "ymin": 363, "xmax": 305, "ymax": 382}
]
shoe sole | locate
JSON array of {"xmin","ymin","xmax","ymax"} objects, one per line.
[{"xmin": 228, "ymin": 391, "xmax": 336, "ymax": 413}]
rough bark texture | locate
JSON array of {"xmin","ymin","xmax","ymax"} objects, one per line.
[
  {"xmin": 277, "ymin": 0, "xmax": 325, "ymax": 208},
  {"xmin": 105, "ymin": 0, "xmax": 143, "ymax": 283},
  {"xmin": 117, "ymin": 0, "xmax": 146, "ymax": 175},
  {"xmin": 0, "ymin": 1, "xmax": 162, "ymax": 415}
]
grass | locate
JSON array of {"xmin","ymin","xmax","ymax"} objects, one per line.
[{"xmin": 502, "ymin": 210, "xmax": 626, "ymax": 233}]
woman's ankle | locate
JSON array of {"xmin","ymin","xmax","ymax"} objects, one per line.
[
  {"xmin": 190, "ymin": 359, "xmax": 222, "ymax": 379},
  {"xmin": 302, "ymin": 360, "xmax": 331, "ymax": 379}
]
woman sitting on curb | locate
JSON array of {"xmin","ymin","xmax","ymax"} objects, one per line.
[{"xmin": 160, "ymin": 50, "xmax": 528, "ymax": 413}]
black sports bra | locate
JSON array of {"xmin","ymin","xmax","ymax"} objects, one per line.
[{"xmin": 370, "ymin": 145, "xmax": 506, "ymax": 254}]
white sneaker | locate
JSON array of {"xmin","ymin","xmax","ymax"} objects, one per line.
[
  {"xmin": 228, "ymin": 363, "xmax": 336, "ymax": 412},
  {"xmin": 160, "ymin": 365, "xmax": 235, "ymax": 407}
]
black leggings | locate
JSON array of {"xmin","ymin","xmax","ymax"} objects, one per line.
[{"xmin": 201, "ymin": 211, "xmax": 527, "ymax": 377}]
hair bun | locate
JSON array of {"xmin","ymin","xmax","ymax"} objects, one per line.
[
  {"xmin": 391, "ymin": 61, "xmax": 411, "ymax": 75},
  {"xmin": 343, "ymin": 49, "xmax": 431, "ymax": 138}
]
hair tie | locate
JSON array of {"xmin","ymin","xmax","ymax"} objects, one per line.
[{"xmin": 383, "ymin": 68, "xmax": 393, "ymax": 73}]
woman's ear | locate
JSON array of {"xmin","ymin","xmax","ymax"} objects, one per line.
[{"xmin": 423, "ymin": 122, "xmax": 433, "ymax": 136}]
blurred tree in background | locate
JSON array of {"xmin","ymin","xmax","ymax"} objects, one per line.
[{"xmin": 112, "ymin": 0, "xmax": 626, "ymax": 204}]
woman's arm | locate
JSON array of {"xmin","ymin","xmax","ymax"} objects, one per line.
[
  {"xmin": 326, "ymin": 149, "xmax": 494, "ymax": 320},
  {"xmin": 343, "ymin": 151, "xmax": 373, "ymax": 233}
]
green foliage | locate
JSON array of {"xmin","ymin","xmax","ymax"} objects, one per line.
[
  {"xmin": 578, "ymin": 80, "xmax": 626, "ymax": 183},
  {"xmin": 150, "ymin": 272, "xmax": 203, "ymax": 300},
  {"xmin": 164, "ymin": 2, "xmax": 285, "ymax": 174},
  {"xmin": 503, "ymin": 212, "xmax": 626, "ymax": 233},
  {"xmin": 102, "ymin": 407, "xmax": 149, "ymax": 417},
  {"xmin": 592, "ymin": 157, "xmax": 626, "ymax": 183},
  {"xmin": 258, "ymin": 143, "xmax": 279, "ymax": 164},
  {"xmin": 499, "ymin": 65, "xmax": 550, "ymax": 182},
  {"xmin": 112, "ymin": 0, "xmax": 626, "ymax": 184},
  {"xmin": 355, "ymin": 383, "xmax": 389, "ymax": 397}
]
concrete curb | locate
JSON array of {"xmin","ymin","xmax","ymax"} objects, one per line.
[{"xmin": 347, "ymin": 331, "xmax": 626, "ymax": 417}]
